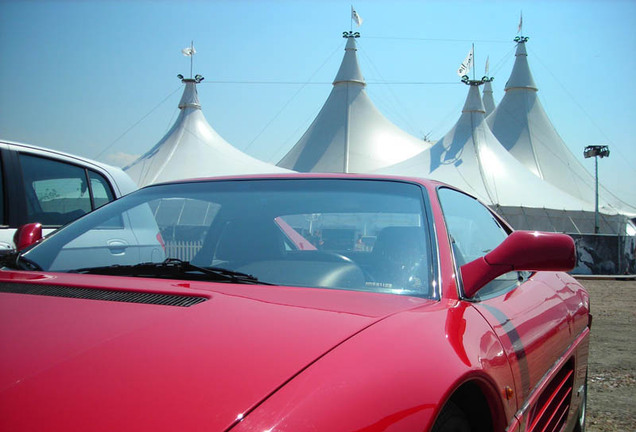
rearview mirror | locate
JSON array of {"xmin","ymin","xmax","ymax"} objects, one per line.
[
  {"xmin": 13, "ymin": 223, "xmax": 43, "ymax": 251},
  {"xmin": 460, "ymin": 230, "xmax": 575, "ymax": 298}
]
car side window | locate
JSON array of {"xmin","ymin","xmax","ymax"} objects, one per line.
[
  {"xmin": 88, "ymin": 170, "xmax": 115, "ymax": 209},
  {"xmin": 438, "ymin": 187, "xmax": 519, "ymax": 299},
  {"xmin": 18, "ymin": 154, "xmax": 108, "ymax": 227}
]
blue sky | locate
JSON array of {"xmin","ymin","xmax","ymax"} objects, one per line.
[{"xmin": 1, "ymin": 0, "xmax": 635, "ymax": 205}]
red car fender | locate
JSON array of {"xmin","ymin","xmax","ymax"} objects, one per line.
[
  {"xmin": 472, "ymin": 271, "xmax": 590, "ymax": 412},
  {"xmin": 231, "ymin": 300, "xmax": 517, "ymax": 432}
]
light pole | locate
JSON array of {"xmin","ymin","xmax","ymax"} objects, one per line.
[{"xmin": 583, "ymin": 145, "xmax": 610, "ymax": 234}]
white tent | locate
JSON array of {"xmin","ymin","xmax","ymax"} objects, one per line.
[
  {"xmin": 487, "ymin": 37, "xmax": 636, "ymax": 216},
  {"xmin": 482, "ymin": 79, "xmax": 496, "ymax": 116},
  {"xmin": 376, "ymin": 82, "xmax": 595, "ymax": 212},
  {"xmin": 277, "ymin": 34, "xmax": 431, "ymax": 173},
  {"xmin": 125, "ymin": 77, "xmax": 289, "ymax": 187}
]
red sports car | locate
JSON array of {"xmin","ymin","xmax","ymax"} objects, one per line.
[{"xmin": 0, "ymin": 174, "xmax": 590, "ymax": 432}]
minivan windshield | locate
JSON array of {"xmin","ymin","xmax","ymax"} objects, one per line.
[{"xmin": 21, "ymin": 178, "xmax": 435, "ymax": 297}]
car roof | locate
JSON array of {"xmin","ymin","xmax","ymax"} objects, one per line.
[{"xmin": 145, "ymin": 172, "xmax": 450, "ymax": 190}]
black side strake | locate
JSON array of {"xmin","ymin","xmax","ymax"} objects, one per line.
[{"xmin": 0, "ymin": 282, "xmax": 207, "ymax": 307}]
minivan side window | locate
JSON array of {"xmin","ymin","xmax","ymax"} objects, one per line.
[
  {"xmin": 437, "ymin": 187, "xmax": 520, "ymax": 299},
  {"xmin": 19, "ymin": 154, "xmax": 115, "ymax": 227},
  {"xmin": 89, "ymin": 170, "xmax": 115, "ymax": 209}
]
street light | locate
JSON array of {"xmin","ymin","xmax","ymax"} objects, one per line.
[{"xmin": 583, "ymin": 145, "xmax": 610, "ymax": 234}]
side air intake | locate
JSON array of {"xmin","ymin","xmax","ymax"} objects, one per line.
[
  {"xmin": 526, "ymin": 359, "xmax": 575, "ymax": 432},
  {"xmin": 0, "ymin": 282, "xmax": 207, "ymax": 307}
]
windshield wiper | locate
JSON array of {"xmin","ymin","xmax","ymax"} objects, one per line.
[{"xmin": 71, "ymin": 258, "xmax": 274, "ymax": 285}]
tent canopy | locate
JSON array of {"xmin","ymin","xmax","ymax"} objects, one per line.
[
  {"xmin": 486, "ymin": 37, "xmax": 636, "ymax": 216},
  {"xmin": 278, "ymin": 34, "xmax": 431, "ymax": 173},
  {"xmin": 125, "ymin": 77, "xmax": 289, "ymax": 187},
  {"xmin": 377, "ymin": 82, "xmax": 595, "ymax": 212}
]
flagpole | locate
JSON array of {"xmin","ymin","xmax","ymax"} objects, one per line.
[
  {"xmin": 472, "ymin": 43, "xmax": 475, "ymax": 81},
  {"xmin": 190, "ymin": 40, "xmax": 194, "ymax": 79}
]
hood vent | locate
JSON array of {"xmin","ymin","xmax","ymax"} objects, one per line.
[{"xmin": 0, "ymin": 282, "xmax": 207, "ymax": 307}]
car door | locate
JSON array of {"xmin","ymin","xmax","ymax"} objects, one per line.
[{"xmin": 437, "ymin": 187, "xmax": 577, "ymax": 413}]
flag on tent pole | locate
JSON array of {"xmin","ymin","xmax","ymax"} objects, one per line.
[
  {"xmin": 182, "ymin": 46, "xmax": 196, "ymax": 56},
  {"xmin": 517, "ymin": 12, "xmax": 523, "ymax": 34},
  {"xmin": 182, "ymin": 42, "xmax": 196, "ymax": 79},
  {"xmin": 485, "ymin": 56, "xmax": 490, "ymax": 75},
  {"xmin": 351, "ymin": 6, "xmax": 363, "ymax": 27},
  {"xmin": 457, "ymin": 46, "xmax": 474, "ymax": 77}
]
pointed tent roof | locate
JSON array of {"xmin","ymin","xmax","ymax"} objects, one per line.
[
  {"xmin": 125, "ymin": 77, "xmax": 289, "ymax": 187},
  {"xmin": 486, "ymin": 37, "xmax": 636, "ymax": 215},
  {"xmin": 482, "ymin": 79, "xmax": 496, "ymax": 116},
  {"xmin": 376, "ymin": 83, "xmax": 595, "ymax": 211},
  {"xmin": 277, "ymin": 33, "xmax": 431, "ymax": 173}
]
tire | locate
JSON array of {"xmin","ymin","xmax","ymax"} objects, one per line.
[{"xmin": 431, "ymin": 401, "xmax": 471, "ymax": 432}]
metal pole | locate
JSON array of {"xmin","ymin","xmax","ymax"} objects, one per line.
[
  {"xmin": 594, "ymin": 155, "xmax": 599, "ymax": 234},
  {"xmin": 190, "ymin": 41, "xmax": 194, "ymax": 79},
  {"xmin": 584, "ymin": 145, "xmax": 609, "ymax": 235}
]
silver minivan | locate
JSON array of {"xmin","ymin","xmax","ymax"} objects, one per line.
[{"xmin": 0, "ymin": 140, "xmax": 144, "ymax": 254}]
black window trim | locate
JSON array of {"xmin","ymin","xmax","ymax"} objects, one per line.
[{"xmin": 1, "ymin": 147, "xmax": 27, "ymax": 228}]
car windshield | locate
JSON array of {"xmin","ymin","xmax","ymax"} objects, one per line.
[{"xmin": 21, "ymin": 178, "xmax": 435, "ymax": 297}]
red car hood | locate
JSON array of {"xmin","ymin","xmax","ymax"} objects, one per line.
[{"xmin": 0, "ymin": 271, "xmax": 430, "ymax": 431}]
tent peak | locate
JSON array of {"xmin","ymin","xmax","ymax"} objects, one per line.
[
  {"xmin": 504, "ymin": 35, "xmax": 537, "ymax": 91},
  {"xmin": 125, "ymin": 70, "xmax": 289, "ymax": 187},
  {"xmin": 277, "ymin": 31, "xmax": 430, "ymax": 173},
  {"xmin": 482, "ymin": 77, "xmax": 496, "ymax": 116},
  {"xmin": 177, "ymin": 83, "xmax": 201, "ymax": 110},
  {"xmin": 462, "ymin": 84, "xmax": 486, "ymax": 114},
  {"xmin": 488, "ymin": 35, "xmax": 636, "ymax": 215},
  {"xmin": 333, "ymin": 32, "xmax": 365, "ymax": 86},
  {"xmin": 176, "ymin": 75, "xmax": 204, "ymax": 110}
]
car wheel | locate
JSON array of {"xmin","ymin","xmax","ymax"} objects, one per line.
[
  {"xmin": 574, "ymin": 372, "xmax": 588, "ymax": 432},
  {"xmin": 431, "ymin": 401, "xmax": 471, "ymax": 432}
]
